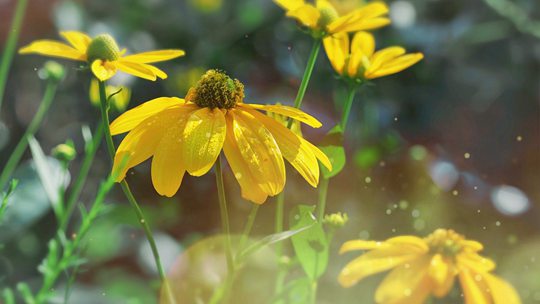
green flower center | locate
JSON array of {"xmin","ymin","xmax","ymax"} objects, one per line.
[
  {"xmin": 186, "ymin": 69, "xmax": 244, "ymax": 109},
  {"xmin": 86, "ymin": 34, "xmax": 121, "ymax": 62},
  {"xmin": 426, "ymin": 229, "xmax": 465, "ymax": 257},
  {"xmin": 318, "ymin": 5, "xmax": 339, "ymax": 28}
]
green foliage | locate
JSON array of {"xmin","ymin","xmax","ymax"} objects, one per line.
[
  {"xmin": 289, "ymin": 205, "xmax": 329, "ymax": 281},
  {"xmin": 0, "ymin": 180, "xmax": 18, "ymax": 222},
  {"xmin": 319, "ymin": 125, "xmax": 346, "ymax": 179}
]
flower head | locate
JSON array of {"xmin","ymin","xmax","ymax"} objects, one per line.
[
  {"xmin": 19, "ymin": 31, "xmax": 185, "ymax": 81},
  {"xmin": 110, "ymin": 69, "xmax": 332, "ymax": 204},
  {"xmin": 274, "ymin": 0, "xmax": 390, "ymax": 38},
  {"xmin": 324, "ymin": 31, "xmax": 423, "ymax": 81},
  {"xmin": 338, "ymin": 229, "xmax": 521, "ymax": 304}
]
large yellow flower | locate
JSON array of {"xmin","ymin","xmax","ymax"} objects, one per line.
[
  {"xmin": 339, "ymin": 229, "xmax": 521, "ymax": 304},
  {"xmin": 110, "ymin": 70, "xmax": 332, "ymax": 204},
  {"xmin": 19, "ymin": 31, "xmax": 185, "ymax": 81},
  {"xmin": 274, "ymin": 0, "xmax": 390, "ymax": 37},
  {"xmin": 324, "ymin": 31, "xmax": 423, "ymax": 80}
]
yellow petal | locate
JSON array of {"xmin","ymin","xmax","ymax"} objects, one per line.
[
  {"xmin": 121, "ymin": 49, "xmax": 185, "ymax": 63},
  {"xmin": 19, "ymin": 40, "xmax": 86, "ymax": 61},
  {"xmin": 302, "ymin": 139, "xmax": 332, "ymax": 171},
  {"xmin": 91, "ymin": 60, "xmax": 118, "ymax": 81},
  {"xmin": 245, "ymin": 108, "xmax": 321, "ymax": 187},
  {"xmin": 459, "ymin": 268, "xmax": 491, "ymax": 304},
  {"xmin": 230, "ymin": 109, "xmax": 286, "ymax": 196},
  {"xmin": 223, "ymin": 115, "xmax": 268, "ymax": 204},
  {"xmin": 348, "ymin": 31, "xmax": 375, "ymax": 76},
  {"xmin": 110, "ymin": 97, "xmax": 186, "ymax": 135},
  {"xmin": 182, "ymin": 108, "xmax": 226, "ymax": 176},
  {"xmin": 151, "ymin": 110, "xmax": 193, "ymax": 197},
  {"xmin": 374, "ymin": 256, "xmax": 431, "ymax": 304},
  {"xmin": 240, "ymin": 103, "xmax": 322, "ymax": 128},
  {"xmin": 286, "ymin": 4, "xmax": 321, "ymax": 29},
  {"xmin": 365, "ymin": 53, "xmax": 423, "ymax": 79},
  {"xmin": 484, "ymin": 273, "xmax": 521, "ymax": 304},
  {"xmin": 428, "ymin": 254, "xmax": 455, "ymax": 295},
  {"xmin": 113, "ymin": 108, "xmax": 186, "ymax": 181},
  {"xmin": 274, "ymin": 0, "xmax": 305, "ymax": 11},
  {"xmin": 365, "ymin": 46, "xmax": 406, "ymax": 75},
  {"xmin": 457, "ymin": 252, "xmax": 496, "ymax": 273},
  {"xmin": 327, "ymin": 2, "xmax": 390, "ymax": 33},
  {"xmin": 339, "ymin": 240, "xmax": 387, "ymax": 254},
  {"xmin": 60, "ymin": 31, "xmax": 91, "ymax": 53},
  {"xmin": 338, "ymin": 246, "xmax": 422, "ymax": 288},
  {"xmin": 323, "ymin": 33, "xmax": 349, "ymax": 75},
  {"xmin": 385, "ymin": 236, "xmax": 429, "ymax": 252},
  {"xmin": 144, "ymin": 64, "xmax": 168, "ymax": 79},
  {"xmin": 116, "ymin": 59, "xmax": 157, "ymax": 81}
]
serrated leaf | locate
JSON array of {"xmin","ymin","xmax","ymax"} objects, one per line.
[
  {"xmin": 318, "ymin": 125, "xmax": 346, "ymax": 179},
  {"xmin": 289, "ymin": 205, "xmax": 329, "ymax": 280}
]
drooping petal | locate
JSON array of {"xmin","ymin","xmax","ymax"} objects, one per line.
[
  {"xmin": 339, "ymin": 240, "xmax": 386, "ymax": 253},
  {"xmin": 121, "ymin": 49, "xmax": 185, "ymax": 63},
  {"xmin": 240, "ymin": 103, "xmax": 322, "ymax": 128},
  {"xmin": 151, "ymin": 109, "xmax": 194, "ymax": 197},
  {"xmin": 274, "ymin": 0, "xmax": 305, "ymax": 11},
  {"xmin": 144, "ymin": 64, "xmax": 168, "ymax": 79},
  {"xmin": 323, "ymin": 33, "xmax": 349, "ymax": 75},
  {"xmin": 182, "ymin": 108, "xmax": 227, "ymax": 176},
  {"xmin": 113, "ymin": 108, "xmax": 187, "ymax": 181},
  {"xmin": 484, "ymin": 273, "xmax": 521, "ymax": 304},
  {"xmin": 385, "ymin": 236, "xmax": 429, "ymax": 252},
  {"xmin": 365, "ymin": 53, "xmax": 423, "ymax": 79},
  {"xmin": 91, "ymin": 60, "xmax": 118, "ymax": 81},
  {"xmin": 348, "ymin": 31, "xmax": 375, "ymax": 76},
  {"xmin": 223, "ymin": 115, "xmax": 268, "ymax": 204},
  {"xmin": 364, "ymin": 46, "xmax": 406, "ymax": 77},
  {"xmin": 19, "ymin": 40, "xmax": 86, "ymax": 61},
  {"xmin": 110, "ymin": 97, "xmax": 186, "ymax": 135},
  {"xmin": 375, "ymin": 256, "xmax": 432, "ymax": 304},
  {"xmin": 327, "ymin": 2, "xmax": 390, "ymax": 33},
  {"xmin": 338, "ymin": 246, "xmax": 423, "ymax": 288},
  {"xmin": 116, "ymin": 59, "xmax": 157, "ymax": 81},
  {"xmin": 230, "ymin": 109, "xmax": 286, "ymax": 196},
  {"xmin": 458, "ymin": 268, "xmax": 491, "ymax": 304},
  {"xmin": 428, "ymin": 254, "xmax": 456, "ymax": 297},
  {"xmin": 286, "ymin": 4, "xmax": 321, "ymax": 29},
  {"xmin": 60, "ymin": 31, "xmax": 91, "ymax": 53},
  {"xmin": 457, "ymin": 252, "xmax": 496, "ymax": 273},
  {"xmin": 302, "ymin": 139, "xmax": 332, "ymax": 170},
  {"xmin": 244, "ymin": 108, "xmax": 321, "ymax": 187}
]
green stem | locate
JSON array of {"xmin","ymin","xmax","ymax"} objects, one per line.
[
  {"xmin": 238, "ymin": 204, "xmax": 259, "ymax": 252},
  {"xmin": 340, "ymin": 86, "xmax": 357, "ymax": 132},
  {"xmin": 0, "ymin": 0, "xmax": 28, "ymax": 111},
  {"xmin": 316, "ymin": 177, "xmax": 330, "ymax": 222},
  {"xmin": 0, "ymin": 81, "xmax": 58, "ymax": 189},
  {"xmin": 97, "ymin": 81, "xmax": 174, "ymax": 302},
  {"xmin": 60, "ymin": 124, "xmax": 103, "ymax": 231},
  {"xmin": 215, "ymin": 155, "xmax": 234, "ymax": 273}
]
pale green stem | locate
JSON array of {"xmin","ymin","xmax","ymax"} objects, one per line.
[
  {"xmin": 0, "ymin": 0, "xmax": 28, "ymax": 111},
  {"xmin": 97, "ymin": 80, "xmax": 175, "ymax": 303},
  {"xmin": 0, "ymin": 81, "xmax": 58, "ymax": 189},
  {"xmin": 238, "ymin": 204, "xmax": 259, "ymax": 252}
]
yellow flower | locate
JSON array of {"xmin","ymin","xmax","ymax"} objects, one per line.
[
  {"xmin": 110, "ymin": 70, "xmax": 332, "ymax": 204},
  {"xmin": 274, "ymin": 0, "xmax": 390, "ymax": 37},
  {"xmin": 324, "ymin": 31, "xmax": 423, "ymax": 80},
  {"xmin": 19, "ymin": 31, "xmax": 185, "ymax": 81},
  {"xmin": 339, "ymin": 229, "xmax": 521, "ymax": 304},
  {"xmin": 89, "ymin": 79, "xmax": 131, "ymax": 112}
]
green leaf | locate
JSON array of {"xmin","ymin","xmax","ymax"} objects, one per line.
[
  {"xmin": 237, "ymin": 224, "xmax": 313, "ymax": 261},
  {"xmin": 2, "ymin": 288, "xmax": 15, "ymax": 304},
  {"xmin": 318, "ymin": 125, "xmax": 346, "ymax": 179},
  {"xmin": 289, "ymin": 205, "xmax": 329, "ymax": 280},
  {"xmin": 286, "ymin": 277, "xmax": 312, "ymax": 304}
]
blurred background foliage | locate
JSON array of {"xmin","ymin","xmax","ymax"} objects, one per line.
[{"xmin": 0, "ymin": 0, "xmax": 539, "ymax": 303}]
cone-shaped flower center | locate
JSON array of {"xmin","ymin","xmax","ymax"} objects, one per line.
[
  {"xmin": 186, "ymin": 69, "xmax": 244, "ymax": 109},
  {"xmin": 425, "ymin": 229, "xmax": 465, "ymax": 257},
  {"xmin": 318, "ymin": 5, "xmax": 339, "ymax": 28},
  {"xmin": 86, "ymin": 34, "xmax": 121, "ymax": 62}
]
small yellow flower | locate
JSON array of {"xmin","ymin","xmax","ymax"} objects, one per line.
[
  {"xmin": 274, "ymin": 0, "xmax": 390, "ymax": 37},
  {"xmin": 339, "ymin": 229, "xmax": 521, "ymax": 304},
  {"xmin": 324, "ymin": 31, "xmax": 423, "ymax": 80},
  {"xmin": 110, "ymin": 69, "xmax": 332, "ymax": 204},
  {"xmin": 19, "ymin": 31, "xmax": 185, "ymax": 81},
  {"xmin": 89, "ymin": 79, "xmax": 131, "ymax": 113}
]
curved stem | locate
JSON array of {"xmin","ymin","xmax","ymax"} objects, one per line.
[
  {"xmin": 97, "ymin": 81, "xmax": 173, "ymax": 301},
  {"xmin": 0, "ymin": 0, "xmax": 28, "ymax": 111},
  {"xmin": 0, "ymin": 81, "xmax": 58, "ymax": 189},
  {"xmin": 60, "ymin": 123, "xmax": 103, "ymax": 231}
]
